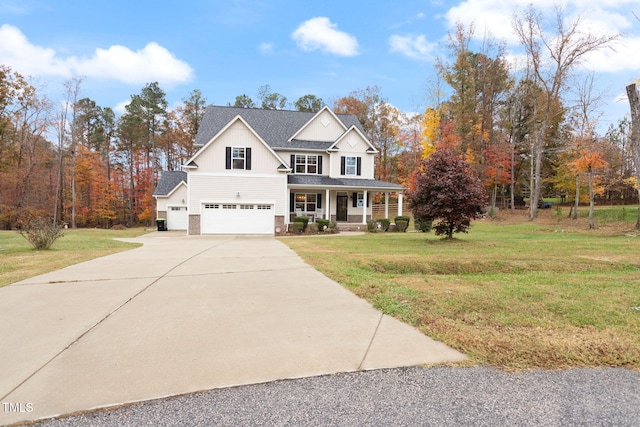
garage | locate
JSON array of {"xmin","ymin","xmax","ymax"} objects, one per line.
[
  {"xmin": 201, "ymin": 203, "xmax": 274, "ymax": 235},
  {"xmin": 166, "ymin": 206, "xmax": 188, "ymax": 230}
]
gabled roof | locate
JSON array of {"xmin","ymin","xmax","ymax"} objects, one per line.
[
  {"xmin": 288, "ymin": 106, "xmax": 347, "ymax": 142},
  {"xmin": 329, "ymin": 125, "xmax": 378, "ymax": 153},
  {"xmin": 186, "ymin": 115, "xmax": 287, "ymax": 168},
  {"xmin": 153, "ymin": 171, "xmax": 187, "ymax": 197},
  {"xmin": 194, "ymin": 106, "xmax": 364, "ymax": 149}
]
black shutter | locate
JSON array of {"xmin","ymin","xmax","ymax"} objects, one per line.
[
  {"xmin": 225, "ymin": 147, "xmax": 231, "ymax": 169},
  {"xmin": 317, "ymin": 194, "xmax": 322, "ymax": 209},
  {"xmin": 356, "ymin": 157, "xmax": 362, "ymax": 176},
  {"xmin": 290, "ymin": 193, "xmax": 295, "ymax": 213},
  {"xmin": 341, "ymin": 156, "xmax": 346, "ymax": 175},
  {"xmin": 290, "ymin": 154, "xmax": 295, "ymax": 173},
  {"xmin": 352, "ymin": 192, "xmax": 357, "ymax": 208},
  {"xmin": 246, "ymin": 147, "xmax": 252, "ymax": 170},
  {"xmin": 367, "ymin": 193, "xmax": 370, "ymax": 207},
  {"xmin": 317, "ymin": 156, "xmax": 323, "ymax": 174}
]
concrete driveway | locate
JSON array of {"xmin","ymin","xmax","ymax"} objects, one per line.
[{"xmin": 0, "ymin": 232, "xmax": 465, "ymax": 425}]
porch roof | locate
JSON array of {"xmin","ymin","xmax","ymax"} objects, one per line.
[{"xmin": 288, "ymin": 175, "xmax": 404, "ymax": 191}]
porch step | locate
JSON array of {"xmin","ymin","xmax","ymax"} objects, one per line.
[{"xmin": 336, "ymin": 223, "xmax": 367, "ymax": 232}]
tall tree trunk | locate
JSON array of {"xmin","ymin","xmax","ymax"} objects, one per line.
[
  {"xmin": 572, "ymin": 175, "xmax": 580, "ymax": 220},
  {"xmin": 626, "ymin": 84, "xmax": 640, "ymax": 229},
  {"xmin": 588, "ymin": 168, "xmax": 595, "ymax": 229}
]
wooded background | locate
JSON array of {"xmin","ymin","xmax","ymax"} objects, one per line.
[{"xmin": 1, "ymin": 8, "xmax": 638, "ymax": 229}]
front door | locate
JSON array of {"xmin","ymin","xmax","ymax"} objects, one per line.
[{"xmin": 337, "ymin": 195, "xmax": 348, "ymax": 222}]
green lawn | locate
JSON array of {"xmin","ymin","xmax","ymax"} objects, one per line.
[
  {"xmin": 281, "ymin": 209, "xmax": 640, "ymax": 371},
  {"xmin": 0, "ymin": 227, "xmax": 150, "ymax": 287}
]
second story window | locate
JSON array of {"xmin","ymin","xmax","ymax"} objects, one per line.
[
  {"xmin": 291, "ymin": 154, "xmax": 322, "ymax": 174},
  {"xmin": 341, "ymin": 156, "xmax": 361, "ymax": 176},
  {"xmin": 232, "ymin": 147, "xmax": 245, "ymax": 169},
  {"xmin": 226, "ymin": 146, "xmax": 252, "ymax": 170}
]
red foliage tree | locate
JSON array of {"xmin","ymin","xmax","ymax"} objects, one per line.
[{"xmin": 408, "ymin": 148, "xmax": 486, "ymax": 238}]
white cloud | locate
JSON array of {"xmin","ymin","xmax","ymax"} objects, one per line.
[
  {"xmin": 0, "ymin": 24, "xmax": 194, "ymax": 86},
  {"xmin": 259, "ymin": 42, "xmax": 274, "ymax": 54},
  {"xmin": 292, "ymin": 17, "xmax": 359, "ymax": 57},
  {"xmin": 389, "ymin": 34, "xmax": 436, "ymax": 61},
  {"xmin": 441, "ymin": 1, "xmax": 640, "ymax": 74}
]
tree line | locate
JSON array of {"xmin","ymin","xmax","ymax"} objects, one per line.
[{"xmin": 0, "ymin": 5, "xmax": 638, "ymax": 230}]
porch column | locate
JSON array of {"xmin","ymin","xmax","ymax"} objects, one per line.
[
  {"xmin": 325, "ymin": 188, "xmax": 330, "ymax": 220},
  {"xmin": 362, "ymin": 190, "xmax": 368, "ymax": 224},
  {"xmin": 398, "ymin": 192, "xmax": 403, "ymax": 216},
  {"xmin": 384, "ymin": 192, "xmax": 389, "ymax": 219},
  {"xmin": 285, "ymin": 188, "xmax": 290, "ymax": 224}
]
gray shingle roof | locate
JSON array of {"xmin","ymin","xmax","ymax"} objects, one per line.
[
  {"xmin": 153, "ymin": 171, "xmax": 187, "ymax": 196},
  {"xmin": 194, "ymin": 106, "xmax": 364, "ymax": 148},
  {"xmin": 288, "ymin": 175, "xmax": 404, "ymax": 190}
]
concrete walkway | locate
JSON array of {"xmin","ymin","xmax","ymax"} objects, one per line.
[{"xmin": 0, "ymin": 232, "xmax": 465, "ymax": 425}]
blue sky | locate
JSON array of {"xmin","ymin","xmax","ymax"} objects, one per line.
[{"xmin": 1, "ymin": 0, "xmax": 639, "ymax": 131}]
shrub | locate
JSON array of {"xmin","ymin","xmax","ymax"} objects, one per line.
[
  {"xmin": 396, "ymin": 220, "xmax": 409, "ymax": 232},
  {"xmin": 19, "ymin": 217, "xmax": 65, "ymax": 250},
  {"xmin": 328, "ymin": 221, "xmax": 339, "ymax": 233},
  {"xmin": 293, "ymin": 216, "xmax": 309, "ymax": 231},
  {"xmin": 291, "ymin": 222, "xmax": 305, "ymax": 234},
  {"xmin": 308, "ymin": 223, "xmax": 319, "ymax": 234},
  {"xmin": 367, "ymin": 219, "xmax": 378, "ymax": 232},
  {"xmin": 378, "ymin": 218, "xmax": 390, "ymax": 232},
  {"xmin": 316, "ymin": 218, "xmax": 330, "ymax": 231},
  {"xmin": 414, "ymin": 216, "xmax": 432, "ymax": 233},
  {"xmin": 395, "ymin": 215, "xmax": 411, "ymax": 228},
  {"xmin": 111, "ymin": 224, "xmax": 128, "ymax": 230}
]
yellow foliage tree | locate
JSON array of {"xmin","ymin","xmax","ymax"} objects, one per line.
[{"xmin": 420, "ymin": 107, "xmax": 440, "ymax": 159}]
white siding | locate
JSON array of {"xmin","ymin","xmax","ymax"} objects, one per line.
[
  {"xmin": 294, "ymin": 109, "xmax": 346, "ymax": 142},
  {"xmin": 329, "ymin": 130, "xmax": 375, "ymax": 179},
  {"xmin": 193, "ymin": 120, "xmax": 283, "ymax": 173},
  {"xmin": 188, "ymin": 173, "xmax": 287, "ymax": 216},
  {"xmin": 156, "ymin": 183, "xmax": 187, "ymax": 211}
]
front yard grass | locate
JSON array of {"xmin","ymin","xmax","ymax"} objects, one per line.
[
  {"xmin": 0, "ymin": 228, "xmax": 150, "ymax": 287},
  {"xmin": 281, "ymin": 209, "xmax": 640, "ymax": 371}
]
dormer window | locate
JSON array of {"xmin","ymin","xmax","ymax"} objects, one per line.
[{"xmin": 291, "ymin": 154, "xmax": 322, "ymax": 174}]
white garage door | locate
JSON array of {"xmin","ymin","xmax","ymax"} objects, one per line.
[
  {"xmin": 201, "ymin": 203, "xmax": 274, "ymax": 235},
  {"xmin": 167, "ymin": 206, "xmax": 188, "ymax": 230}
]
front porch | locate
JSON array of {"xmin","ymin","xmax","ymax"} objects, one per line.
[{"xmin": 287, "ymin": 188, "xmax": 404, "ymax": 226}]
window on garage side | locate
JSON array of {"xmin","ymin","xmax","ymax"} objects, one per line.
[{"xmin": 226, "ymin": 147, "xmax": 252, "ymax": 170}]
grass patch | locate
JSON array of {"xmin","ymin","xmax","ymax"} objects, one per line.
[
  {"xmin": 0, "ymin": 227, "xmax": 150, "ymax": 287},
  {"xmin": 281, "ymin": 208, "xmax": 640, "ymax": 371}
]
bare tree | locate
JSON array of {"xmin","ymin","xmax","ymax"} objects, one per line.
[
  {"xmin": 513, "ymin": 5, "xmax": 618, "ymax": 220},
  {"xmin": 626, "ymin": 83, "xmax": 640, "ymax": 229}
]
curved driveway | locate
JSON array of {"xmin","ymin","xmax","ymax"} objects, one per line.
[{"xmin": 0, "ymin": 232, "xmax": 464, "ymax": 425}]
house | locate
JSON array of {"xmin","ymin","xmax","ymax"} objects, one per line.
[
  {"xmin": 154, "ymin": 105, "xmax": 405, "ymax": 235},
  {"xmin": 152, "ymin": 170, "xmax": 188, "ymax": 230}
]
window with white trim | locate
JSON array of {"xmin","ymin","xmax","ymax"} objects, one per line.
[
  {"xmin": 232, "ymin": 147, "xmax": 245, "ymax": 169},
  {"xmin": 345, "ymin": 156, "xmax": 357, "ymax": 175},
  {"xmin": 295, "ymin": 154, "xmax": 318, "ymax": 174},
  {"xmin": 295, "ymin": 193, "xmax": 317, "ymax": 212}
]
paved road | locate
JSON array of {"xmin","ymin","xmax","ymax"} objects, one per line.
[{"xmin": 33, "ymin": 366, "xmax": 639, "ymax": 426}]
